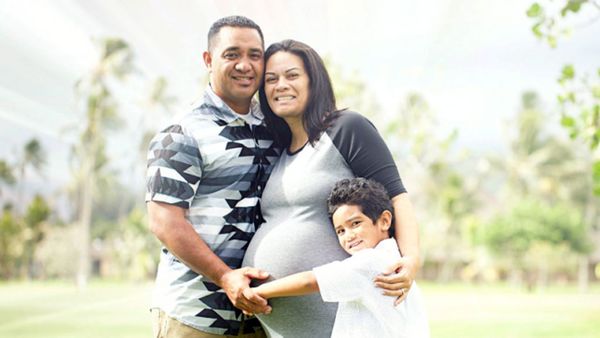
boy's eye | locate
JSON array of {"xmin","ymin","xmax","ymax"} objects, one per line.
[
  {"xmin": 336, "ymin": 228, "xmax": 344, "ymax": 236},
  {"xmin": 351, "ymin": 221, "xmax": 361, "ymax": 228}
]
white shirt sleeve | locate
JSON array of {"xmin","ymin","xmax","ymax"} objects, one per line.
[{"xmin": 313, "ymin": 251, "xmax": 374, "ymax": 303}]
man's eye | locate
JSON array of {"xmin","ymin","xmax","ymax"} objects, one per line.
[
  {"xmin": 224, "ymin": 53, "xmax": 238, "ymax": 59},
  {"xmin": 250, "ymin": 53, "xmax": 262, "ymax": 60}
]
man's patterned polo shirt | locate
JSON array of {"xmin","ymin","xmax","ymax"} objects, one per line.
[{"xmin": 145, "ymin": 88, "xmax": 280, "ymax": 335}]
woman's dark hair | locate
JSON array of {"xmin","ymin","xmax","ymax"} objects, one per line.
[
  {"xmin": 327, "ymin": 178, "xmax": 395, "ymax": 236},
  {"xmin": 258, "ymin": 39, "xmax": 342, "ymax": 149}
]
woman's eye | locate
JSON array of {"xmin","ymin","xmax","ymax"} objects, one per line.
[
  {"xmin": 287, "ymin": 73, "xmax": 298, "ymax": 79},
  {"xmin": 265, "ymin": 77, "xmax": 277, "ymax": 84}
]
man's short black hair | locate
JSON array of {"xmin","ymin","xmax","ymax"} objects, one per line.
[
  {"xmin": 207, "ymin": 15, "xmax": 264, "ymax": 51},
  {"xmin": 327, "ymin": 178, "xmax": 394, "ymax": 236}
]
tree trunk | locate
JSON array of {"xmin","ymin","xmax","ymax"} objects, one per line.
[
  {"xmin": 76, "ymin": 149, "xmax": 96, "ymax": 290},
  {"xmin": 578, "ymin": 255, "xmax": 589, "ymax": 293}
]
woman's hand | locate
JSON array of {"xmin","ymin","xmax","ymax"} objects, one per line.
[{"xmin": 374, "ymin": 255, "xmax": 419, "ymax": 306}]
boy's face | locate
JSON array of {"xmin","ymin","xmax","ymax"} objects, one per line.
[{"xmin": 332, "ymin": 204, "xmax": 391, "ymax": 255}]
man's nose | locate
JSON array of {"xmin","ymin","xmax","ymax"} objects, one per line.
[{"xmin": 235, "ymin": 60, "xmax": 250, "ymax": 72}]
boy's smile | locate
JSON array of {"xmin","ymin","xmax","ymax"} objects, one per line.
[{"xmin": 332, "ymin": 204, "xmax": 391, "ymax": 255}]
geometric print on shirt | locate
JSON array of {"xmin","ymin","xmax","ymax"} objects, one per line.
[{"xmin": 146, "ymin": 88, "xmax": 280, "ymax": 335}]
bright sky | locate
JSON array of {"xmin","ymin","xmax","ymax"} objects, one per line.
[{"xmin": 1, "ymin": 0, "xmax": 599, "ymax": 189}]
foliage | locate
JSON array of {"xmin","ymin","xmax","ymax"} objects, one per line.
[
  {"xmin": 324, "ymin": 56, "xmax": 380, "ymax": 118},
  {"xmin": 557, "ymin": 64, "xmax": 600, "ymax": 194},
  {"xmin": 527, "ymin": 1, "xmax": 600, "ymax": 195},
  {"xmin": 0, "ymin": 207, "xmax": 23, "ymax": 278},
  {"xmin": 0, "ymin": 160, "xmax": 15, "ymax": 198},
  {"xmin": 480, "ymin": 199, "xmax": 591, "ymax": 290},
  {"xmin": 527, "ymin": 0, "xmax": 599, "ymax": 48}
]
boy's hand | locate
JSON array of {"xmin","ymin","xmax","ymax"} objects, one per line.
[{"xmin": 374, "ymin": 255, "xmax": 419, "ymax": 306}]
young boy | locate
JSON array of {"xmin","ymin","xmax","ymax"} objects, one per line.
[{"xmin": 252, "ymin": 178, "xmax": 430, "ymax": 338}]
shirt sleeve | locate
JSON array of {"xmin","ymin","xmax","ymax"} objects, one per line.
[
  {"xmin": 312, "ymin": 253, "xmax": 373, "ymax": 303},
  {"xmin": 326, "ymin": 111, "xmax": 406, "ymax": 197},
  {"xmin": 145, "ymin": 124, "xmax": 203, "ymax": 209}
]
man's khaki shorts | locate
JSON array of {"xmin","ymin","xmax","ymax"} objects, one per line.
[{"xmin": 151, "ymin": 308, "xmax": 266, "ymax": 338}]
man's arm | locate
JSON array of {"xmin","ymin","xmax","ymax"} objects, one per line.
[
  {"xmin": 374, "ymin": 193, "xmax": 420, "ymax": 305},
  {"xmin": 148, "ymin": 201, "xmax": 271, "ymax": 314},
  {"xmin": 253, "ymin": 271, "xmax": 319, "ymax": 299}
]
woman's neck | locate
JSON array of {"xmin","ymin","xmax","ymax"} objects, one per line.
[{"xmin": 286, "ymin": 118, "xmax": 309, "ymax": 153}]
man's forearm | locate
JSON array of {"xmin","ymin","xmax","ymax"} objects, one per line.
[
  {"xmin": 254, "ymin": 271, "xmax": 319, "ymax": 299},
  {"xmin": 148, "ymin": 201, "xmax": 231, "ymax": 286}
]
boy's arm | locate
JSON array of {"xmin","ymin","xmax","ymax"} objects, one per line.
[{"xmin": 254, "ymin": 271, "xmax": 319, "ymax": 299}]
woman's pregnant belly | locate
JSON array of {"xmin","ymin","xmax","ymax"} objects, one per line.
[
  {"xmin": 243, "ymin": 218, "xmax": 349, "ymax": 337},
  {"xmin": 243, "ymin": 219, "xmax": 348, "ymax": 279}
]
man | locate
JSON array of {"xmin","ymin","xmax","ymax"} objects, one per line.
[{"xmin": 146, "ymin": 16, "xmax": 279, "ymax": 337}]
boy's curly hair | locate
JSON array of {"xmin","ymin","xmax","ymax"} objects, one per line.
[{"xmin": 327, "ymin": 178, "xmax": 394, "ymax": 235}]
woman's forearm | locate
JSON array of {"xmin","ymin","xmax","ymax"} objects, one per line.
[
  {"xmin": 392, "ymin": 193, "xmax": 420, "ymax": 264},
  {"xmin": 254, "ymin": 271, "xmax": 319, "ymax": 299}
]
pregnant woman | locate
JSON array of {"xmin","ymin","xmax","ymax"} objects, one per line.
[{"xmin": 243, "ymin": 39, "xmax": 420, "ymax": 337}]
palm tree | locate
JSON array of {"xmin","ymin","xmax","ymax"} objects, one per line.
[
  {"xmin": 72, "ymin": 37, "xmax": 134, "ymax": 288},
  {"xmin": 0, "ymin": 159, "xmax": 15, "ymax": 200},
  {"xmin": 16, "ymin": 139, "xmax": 45, "ymax": 212}
]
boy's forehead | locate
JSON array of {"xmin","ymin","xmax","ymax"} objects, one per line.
[{"xmin": 332, "ymin": 204, "xmax": 366, "ymax": 223}]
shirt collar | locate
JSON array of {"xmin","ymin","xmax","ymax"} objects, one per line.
[{"xmin": 200, "ymin": 85, "xmax": 264, "ymax": 125}]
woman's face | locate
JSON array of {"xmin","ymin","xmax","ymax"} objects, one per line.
[{"xmin": 264, "ymin": 51, "xmax": 310, "ymax": 123}]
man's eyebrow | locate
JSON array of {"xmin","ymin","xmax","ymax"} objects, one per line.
[{"xmin": 222, "ymin": 47, "xmax": 240, "ymax": 53}]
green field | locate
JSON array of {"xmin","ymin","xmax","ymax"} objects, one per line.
[{"xmin": 0, "ymin": 281, "xmax": 599, "ymax": 338}]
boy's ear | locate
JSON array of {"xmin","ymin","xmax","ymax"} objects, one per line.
[{"xmin": 377, "ymin": 210, "xmax": 392, "ymax": 232}]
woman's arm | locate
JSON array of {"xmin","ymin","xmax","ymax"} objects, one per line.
[
  {"xmin": 253, "ymin": 271, "xmax": 319, "ymax": 299},
  {"xmin": 374, "ymin": 193, "xmax": 420, "ymax": 305}
]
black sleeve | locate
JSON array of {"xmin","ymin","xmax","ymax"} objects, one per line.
[{"xmin": 326, "ymin": 111, "xmax": 406, "ymax": 197}]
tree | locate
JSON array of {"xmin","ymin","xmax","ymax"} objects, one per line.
[
  {"xmin": 20, "ymin": 195, "xmax": 50, "ymax": 278},
  {"xmin": 527, "ymin": 0, "xmax": 600, "ymax": 195},
  {"xmin": 481, "ymin": 199, "xmax": 591, "ymax": 290},
  {"xmin": 0, "ymin": 159, "xmax": 15, "ymax": 199},
  {"xmin": 16, "ymin": 138, "xmax": 45, "ymax": 212},
  {"xmin": 72, "ymin": 37, "xmax": 135, "ymax": 288},
  {"xmin": 383, "ymin": 93, "xmax": 481, "ymax": 280},
  {"xmin": 0, "ymin": 205, "xmax": 22, "ymax": 278}
]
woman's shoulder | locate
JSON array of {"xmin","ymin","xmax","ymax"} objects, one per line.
[{"xmin": 329, "ymin": 110, "xmax": 375, "ymax": 133}]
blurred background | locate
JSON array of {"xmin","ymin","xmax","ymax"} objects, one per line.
[{"xmin": 1, "ymin": 0, "xmax": 599, "ymax": 337}]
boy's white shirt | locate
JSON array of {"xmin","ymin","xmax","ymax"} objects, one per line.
[{"xmin": 313, "ymin": 238, "xmax": 430, "ymax": 338}]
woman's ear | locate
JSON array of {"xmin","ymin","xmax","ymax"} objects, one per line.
[{"xmin": 377, "ymin": 210, "xmax": 392, "ymax": 232}]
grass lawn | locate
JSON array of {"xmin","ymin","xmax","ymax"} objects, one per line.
[{"xmin": 0, "ymin": 280, "xmax": 599, "ymax": 338}]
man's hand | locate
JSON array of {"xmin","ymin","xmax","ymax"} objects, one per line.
[
  {"xmin": 220, "ymin": 267, "xmax": 272, "ymax": 315},
  {"xmin": 374, "ymin": 255, "xmax": 419, "ymax": 306}
]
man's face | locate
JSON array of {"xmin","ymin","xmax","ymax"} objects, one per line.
[
  {"xmin": 203, "ymin": 26, "xmax": 264, "ymax": 113},
  {"xmin": 332, "ymin": 204, "xmax": 391, "ymax": 255}
]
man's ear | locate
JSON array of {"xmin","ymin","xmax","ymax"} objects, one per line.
[
  {"xmin": 377, "ymin": 210, "xmax": 392, "ymax": 232},
  {"xmin": 202, "ymin": 51, "xmax": 212, "ymax": 71}
]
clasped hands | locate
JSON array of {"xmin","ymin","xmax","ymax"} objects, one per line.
[{"xmin": 222, "ymin": 255, "xmax": 419, "ymax": 315}]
